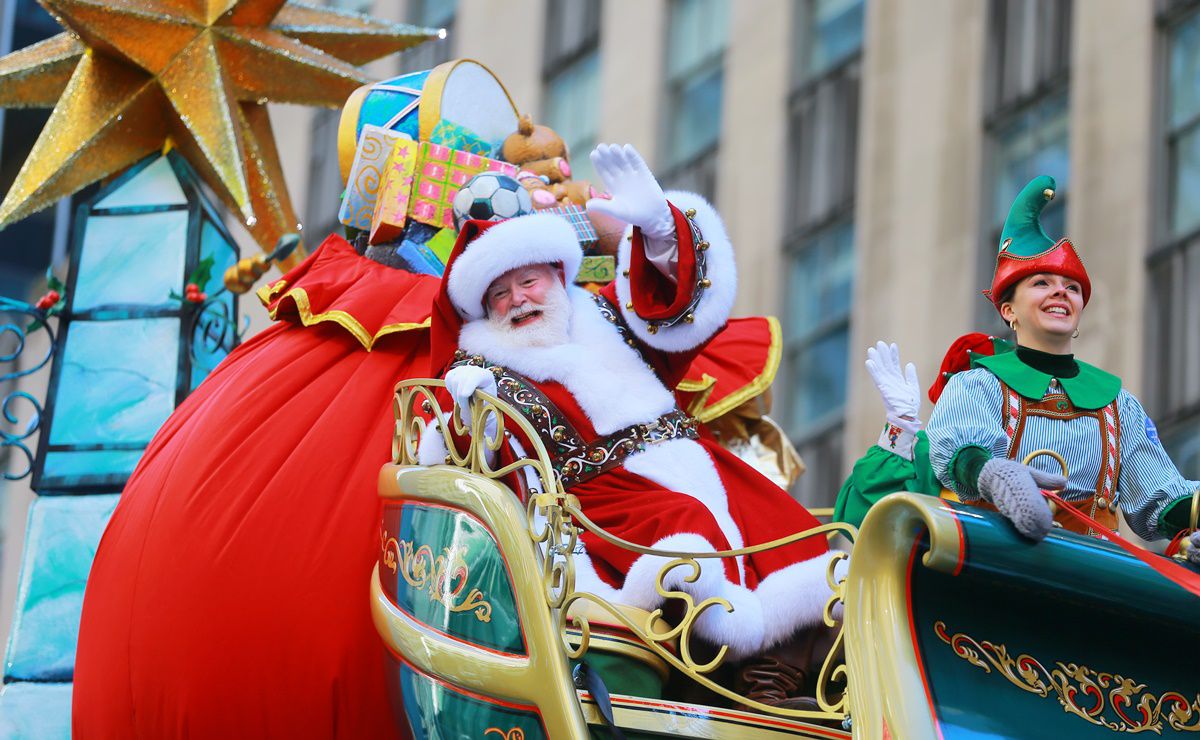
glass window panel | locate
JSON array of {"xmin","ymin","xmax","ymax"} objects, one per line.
[
  {"xmin": 785, "ymin": 221, "xmax": 854, "ymax": 341},
  {"xmin": 49, "ymin": 318, "xmax": 179, "ymax": 446},
  {"xmin": 92, "ymin": 157, "xmax": 186, "ymax": 209},
  {"xmin": 989, "ymin": 92, "xmax": 1069, "ymax": 230},
  {"xmin": 1172, "ymin": 127, "xmax": 1200, "ymax": 238},
  {"xmin": 199, "ymin": 218, "xmax": 238, "ymax": 294},
  {"xmin": 1164, "ymin": 414, "xmax": 1200, "ymax": 481},
  {"xmin": 72, "ymin": 211, "xmax": 188, "ymax": 311},
  {"xmin": 544, "ymin": 51, "xmax": 601, "ymax": 183},
  {"xmin": 805, "ymin": 0, "xmax": 865, "ymax": 79},
  {"xmin": 667, "ymin": 0, "xmax": 729, "ymax": 77},
  {"xmin": 412, "ymin": 0, "xmax": 457, "ymax": 28},
  {"xmin": 1171, "ymin": 11, "xmax": 1200, "ymax": 129},
  {"xmin": 668, "ymin": 66, "xmax": 724, "ymax": 166},
  {"xmin": 787, "ymin": 328, "xmax": 850, "ymax": 432},
  {"xmin": 41, "ymin": 450, "xmax": 146, "ymax": 482}
]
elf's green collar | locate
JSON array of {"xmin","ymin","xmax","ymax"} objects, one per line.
[{"xmin": 974, "ymin": 351, "xmax": 1121, "ymax": 409}]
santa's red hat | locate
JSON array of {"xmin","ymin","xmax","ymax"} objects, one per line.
[{"xmin": 429, "ymin": 214, "xmax": 581, "ymax": 373}]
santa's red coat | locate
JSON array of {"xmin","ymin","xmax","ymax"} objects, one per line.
[{"xmin": 434, "ymin": 194, "xmax": 835, "ymax": 657}]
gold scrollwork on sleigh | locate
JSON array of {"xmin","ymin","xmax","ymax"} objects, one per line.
[
  {"xmin": 392, "ymin": 378, "xmax": 856, "ymax": 725},
  {"xmin": 935, "ymin": 621, "xmax": 1200, "ymax": 733},
  {"xmin": 379, "ymin": 526, "xmax": 493, "ymax": 624}
]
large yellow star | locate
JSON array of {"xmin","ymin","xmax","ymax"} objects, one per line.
[{"xmin": 0, "ymin": 0, "xmax": 437, "ymax": 252}]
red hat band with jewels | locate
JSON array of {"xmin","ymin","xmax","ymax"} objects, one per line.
[{"xmin": 984, "ymin": 175, "xmax": 1091, "ymax": 312}]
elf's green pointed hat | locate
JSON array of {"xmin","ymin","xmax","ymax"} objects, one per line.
[{"xmin": 984, "ymin": 175, "xmax": 1090, "ymax": 310}]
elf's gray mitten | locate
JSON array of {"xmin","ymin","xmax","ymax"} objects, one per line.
[
  {"xmin": 1188, "ymin": 530, "xmax": 1200, "ymax": 566},
  {"xmin": 977, "ymin": 458, "xmax": 1065, "ymax": 542}
]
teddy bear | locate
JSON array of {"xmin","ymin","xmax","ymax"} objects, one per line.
[{"xmin": 501, "ymin": 115, "xmax": 598, "ymax": 208}]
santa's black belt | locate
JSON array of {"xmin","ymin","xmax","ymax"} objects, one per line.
[
  {"xmin": 555, "ymin": 409, "xmax": 699, "ymax": 488},
  {"xmin": 450, "ymin": 352, "xmax": 699, "ymax": 489}
]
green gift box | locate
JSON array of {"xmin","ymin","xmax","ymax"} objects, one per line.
[{"xmin": 575, "ymin": 255, "xmax": 615, "ymax": 284}]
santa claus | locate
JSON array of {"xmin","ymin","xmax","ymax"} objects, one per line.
[{"xmin": 422, "ymin": 143, "xmax": 844, "ymax": 708}]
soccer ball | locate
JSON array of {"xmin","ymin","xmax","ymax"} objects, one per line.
[{"xmin": 452, "ymin": 173, "xmax": 533, "ymax": 228}]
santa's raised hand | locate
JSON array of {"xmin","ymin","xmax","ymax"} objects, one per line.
[{"xmin": 586, "ymin": 144, "xmax": 674, "ymax": 240}]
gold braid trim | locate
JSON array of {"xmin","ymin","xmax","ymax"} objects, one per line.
[{"xmin": 257, "ymin": 279, "xmax": 430, "ymax": 351}]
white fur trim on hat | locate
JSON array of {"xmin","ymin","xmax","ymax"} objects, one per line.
[{"xmin": 447, "ymin": 214, "xmax": 583, "ymax": 320}]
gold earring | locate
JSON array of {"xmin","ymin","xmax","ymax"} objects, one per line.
[
  {"xmin": 1072, "ymin": 329, "xmax": 1079, "ymax": 339},
  {"xmin": 1009, "ymin": 319, "xmax": 1018, "ymax": 331}
]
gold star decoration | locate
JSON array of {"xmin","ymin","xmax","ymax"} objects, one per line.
[{"xmin": 0, "ymin": 0, "xmax": 438, "ymax": 253}]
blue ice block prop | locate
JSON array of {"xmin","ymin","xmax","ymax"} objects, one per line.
[{"xmin": 4, "ymin": 494, "xmax": 119, "ymax": 682}]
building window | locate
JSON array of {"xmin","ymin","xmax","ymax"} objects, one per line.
[
  {"xmin": 782, "ymin": 0, "xmax": 865, "ymax": 507},
  {"xmin": 659, "ymin": 0, "xmax": 729, "ymax": 200},
  {"xmin": 978, "ymin": 0, "xmax": 1072, "ymax": 331},
  {"xmin": 398, "ymin": 0, "xmax": 457, "ymax": 73},
  {"xmin": 1148, "ymin": 0, "xmax": 1200, "ymax": 477},
  {"xmin": 542, "ymin": 0, "xmax": 602, "ymax": 183}
]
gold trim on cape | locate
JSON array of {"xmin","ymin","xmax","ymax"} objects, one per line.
[
  {"xmin": 676, "ymin": 316, "xmax": 783, "ymax": 423},
  {"xmin": 257, "ymin": 279, "xmax": 430, "ymax": 351}
]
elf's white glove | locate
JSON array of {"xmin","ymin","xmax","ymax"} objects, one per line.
[
  {"xmin": 445, "ymin": 365, "xmax": 498, "ymax": 429},
  {"xmin": 866, "ymin": 341, "xmax": 922, "ymax": 434},
  {"xmin": 977, "ymin": 458, "xmax": 1065, "ymax": 542}
]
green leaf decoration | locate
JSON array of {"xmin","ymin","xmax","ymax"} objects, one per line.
[{"xmin": 189, "ymin": 256, "xmax": 215, "ymax": 289}]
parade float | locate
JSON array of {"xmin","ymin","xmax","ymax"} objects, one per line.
[{"xmin": 0, "ymin": 2, "xmax": 1197, "ymax": 738}]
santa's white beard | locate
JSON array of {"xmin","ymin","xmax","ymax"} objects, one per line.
[{"xmin": 484, "ymin": 281, "xmax": 571, "ymax": 348}]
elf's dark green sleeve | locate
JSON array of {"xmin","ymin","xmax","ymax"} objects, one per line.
[{"xmin": 835, "ymin": 431, "xmax": 943, "ymax": 529}]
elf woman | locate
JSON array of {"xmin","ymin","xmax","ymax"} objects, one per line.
[{"xmin": 925, "ymin": 176, "xmax": 1199, "ymax": 558}]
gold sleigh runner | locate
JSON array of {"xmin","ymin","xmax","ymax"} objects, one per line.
[
  {"xmin": 935, "ymin": 621, "xmax": 1200, "ymax": 733},
  {"xmin": 390, "ymin": 379, "xmax": 857, "ymax": 725}
]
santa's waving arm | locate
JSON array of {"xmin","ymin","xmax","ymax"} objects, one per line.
[{"xmin": 589, "ymin": 145, "xmax": 736, "ymax": 377}]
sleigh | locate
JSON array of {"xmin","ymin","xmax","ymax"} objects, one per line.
[{"xmin": 371, "ymin": 380, "xmax": 1200, "ymax": 739}]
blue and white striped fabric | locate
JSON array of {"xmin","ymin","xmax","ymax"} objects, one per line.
[{"xmin": 926, "ymin": 367, "xmax": 1195, "ymax": 540}]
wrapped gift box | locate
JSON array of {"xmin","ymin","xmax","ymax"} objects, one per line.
[
  {"xmin": 409, "ymin": 143, "xmax": 520, "ymax": 230},
  {"xmin": 429, "ymin": 119, "xmax": 493, "ymax": 156},
  {"xmin": 575, "ymin": 255, "xmax": 615, "ymax": 284},
  {"xmin": 425, "ymin": 227, "xmax": 457, "ymax": 265},
  {"xmin": 540, "ymin": 204, "xmax": 598, "ymax": 250},
  {"xmin": 368, "ymin": 138, "xmax": 420, "ymax": 245},
  {"xmin": 339, "ymin": 125, "xmax": 411, "ymax": 230}
]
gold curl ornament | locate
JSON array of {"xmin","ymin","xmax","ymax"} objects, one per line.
[{"xmin": 935, "ymin": 621, "xmax": 1200, "ymax": 733}]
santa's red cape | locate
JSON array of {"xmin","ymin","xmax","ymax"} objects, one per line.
[{"xmin": 73, "ymin": 235, "xmax": 437, "ymax": 738}]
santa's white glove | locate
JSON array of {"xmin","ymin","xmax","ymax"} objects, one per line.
[
  {"xmin": 865, "ymin": 341, "xmax": 922, "ymax": 434},
  {"xmin": 977, "ymin": 458, "xmax": 1065, "ymax": 542},
  {"xmin": 445, "ymin": 365, "xmax": 497, "ymax": 429},
  {"xmin": 1187, "ymin": 531, "xmax": 1200, "ymax": 566},
  {"xmin": 587, "ymin": 144, "xmax": 675, "ymax": 241}
]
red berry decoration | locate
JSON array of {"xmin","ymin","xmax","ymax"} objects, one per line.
[
  {"xmin": 196, "ymin": 292, "xmax": 208, "ymax": 303},
  {"xmin": 35, "ymin": 290, "xmax": 61, "ymax": 310},
  {"xmin": 185, "ymin": 282, "xmax": 199, "ymax": 293}
]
